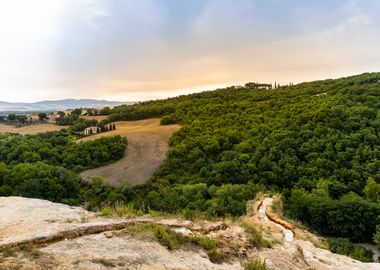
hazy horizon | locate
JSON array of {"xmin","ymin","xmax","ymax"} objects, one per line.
[
  {"xmin": 0, "ymin": 70, "xmax": 375, "ymax": 104},
  {"xmin": 1, "ymin": 0, "xmax": 380, "ymax": 102}
]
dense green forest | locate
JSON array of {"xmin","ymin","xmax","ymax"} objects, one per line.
[
  {"xmin": 0, "ymin": 130, "xmax": 127, "ymax": 204},
  {"xmin": 108, "ymin": 73, "xmax": 380, "ymax": 243},
  {"xmin": 1, "ymin": 72, "xmax": 380, "ymax": 245}
]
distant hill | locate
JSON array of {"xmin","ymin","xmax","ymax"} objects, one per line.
[{"xmin": 0, "ymin": 99, "xmax": 134, "ymax": 112}]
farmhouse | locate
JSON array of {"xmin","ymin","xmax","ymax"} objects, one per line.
[
  {"xmin": 245, "ymin": 82, "xmax": 272, "ymax": 89},
  {"xmin": 83, "ymin": 126, "xmax": 99, "ymax": 136},
  {"xmin": 47, "ymin": 113, "xmax": 60, "ymax": 123},
  {"xmin": 28, "ymin": 113, "xmax": 40, "ymax": 122}
]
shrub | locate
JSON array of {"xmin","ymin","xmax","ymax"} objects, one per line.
[
  {"xmin": 154, "ymin": 227, "xmax": 179, "ymax": 250},
  {"xmin": 244, "ymin": 258, "xmax": 267, "ymax": 270},
  {"xmin": 325, "ymin": 238, "xmax": 373, "ymax": 262},
  {"xmin": 99, "ymin": 206, "xmax": 113, "ymax": 216},
  {"xmin": 207, "ymin": 248, "xmax": 225, "ymax": 264},
  {"xmin": 99, "ymin": 203, "xmax": 142, "ymax": 217},
  {"xmin": 125, "ymin": 224, "xmax": 225, "ymax": 263},
  {"xmin": 241, "ymin": 221, "xmax": 271, "ymax": 248}
]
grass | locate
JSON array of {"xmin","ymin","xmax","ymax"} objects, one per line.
[
  {"xmin": 241, "ymin": 221, "xmax": 271, "ymax": 249},
  {"xmin": 99, "ymin": 202, "xmax": 143, "ymax": 217},
  {"xmin": 244, "ymin": 258, "xmax": 267, "ymax": 270},
  {"xmin": 0, "ymin": 244, "xmax": 44, "ymax": 261},
  {"xmin": 1, "ymin": 247, "xmax": 16, "ymax": 258},
  {"xmin": 124, "ymin": 224, "xmax": 225, "ymax": 263},
  {"xmin": 99, "ymin": 206, "xmax": 113, "ymax": 216},
  {"xmin": 270, "ymin": 195, "xmax": 284, "ymax": 217},
  {"xmin": 92, "ymin": 258, "xmax": 116, "ymax": 267}
]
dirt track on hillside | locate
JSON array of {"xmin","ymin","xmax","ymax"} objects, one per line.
[
  {"xmin": 0, "ymin": 123, "xmax": 66, "ymax": 135},
  {"xmin": 78, "ymin": 118, "xmax": 180, "ymax": 186},
  {"xmin": 80, "ymin": 115, "xmax": 109, "ymax": 121}
]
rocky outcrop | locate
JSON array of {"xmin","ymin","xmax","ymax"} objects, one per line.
[{"xmin": 1, "ymin": 196, "xmax": 379, "ymax": 270}]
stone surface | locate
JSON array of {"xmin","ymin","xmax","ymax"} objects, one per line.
[{"xmin": 1, "ymin": 196, "xmax": 379, "ymax": 270}]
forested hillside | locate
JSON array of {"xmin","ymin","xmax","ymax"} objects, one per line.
[
  {"xmin": 1, "ymin": 72, "xmax": 380, "ymax": 245},
  {"xmin": 0, "ymin": 131, "xmax": 127, "ymax": 204},
  {"xmin": 109, "ymin": 73, "xmax": 380, "ymax": 243}
]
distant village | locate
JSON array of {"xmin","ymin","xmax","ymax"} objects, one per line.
[
  {"xmin": 0, "ymin": 111, "xmax": 61, "ymax": 124},
  {"xmin": 0, "ymin": 109, "xmax": 85, "ymax": 124},
  {"xmin": 0, "ymin": 107, "xmax": 115, "ymax": 137}
]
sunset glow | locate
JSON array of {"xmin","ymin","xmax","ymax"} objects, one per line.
[{"xmin": 0, "ymin": 0, "xmax": 379, "ymax": 102}]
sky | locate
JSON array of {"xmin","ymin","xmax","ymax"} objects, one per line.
[{"xmin": 0, "ymin": 0, "xmax": 380, "ymax": 102}]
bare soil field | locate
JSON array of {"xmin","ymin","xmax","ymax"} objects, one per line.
[
  {"xmin": 80, "ymin": 115, "xmax": 109, "ymax": 121},
  {"xmin": 0, "ymin": 123, "xmax": 66, "ymax": 135},
  {"xmin": 79, "ymin": 118, "xmax": 181, "ymax": 186}
]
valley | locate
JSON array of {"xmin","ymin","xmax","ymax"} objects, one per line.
[
  {"xmin": 78, "ymin": 118, "xmax": 180, "ymax": 185},
  {"xmin": 2, "ymin": 1, "xmax": 378, "ymax": 268},
  {"xmin": 1, "ymin": 73, "xmax": 380, "ymax": 269}
]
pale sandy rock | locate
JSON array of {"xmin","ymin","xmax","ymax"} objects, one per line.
[
  {"xmin": 103, "ymin": 231, "xmax": 113, "ymax": 238},
  {"xmin": 1, "ymin": 196, "xmax": 379, "ymax": 270},
  {"xmin": 0, "ymin": 196, "xmax": 94, "ymax": 246},
  {"xmin": 41, "ymin": 233, "xmax": 242, "ymax": 270}
]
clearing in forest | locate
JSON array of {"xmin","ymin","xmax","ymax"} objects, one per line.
[
  {"xmin": 0, "ymin": 123, "xmax": 66, "ymax": 135},
  {"xmin": 78, "ymin": 118, "xmax": 180, "ymax": 186}
]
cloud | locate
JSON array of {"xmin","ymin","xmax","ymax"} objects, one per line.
[
  {"xmin": 1, "ymin": 0, "xmax": 380, "ymax": 102},
  {"xmin": 83, "ymin": 0, "xmax": 110, "ymax": 29}
]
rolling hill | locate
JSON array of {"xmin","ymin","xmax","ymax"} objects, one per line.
[{"xmin": 0, "ymin": 99, "xmax": 134, "ymax": 112}]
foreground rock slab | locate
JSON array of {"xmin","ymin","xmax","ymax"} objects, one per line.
[{"xmin": 1, "ymin": 196, "xmax": 380, "ymax": 270}]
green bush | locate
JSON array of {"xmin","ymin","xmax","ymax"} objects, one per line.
[
  {"xmin": 244, "ymin": 259, "xmax": 267, "ymax": 270},
  {"xmin": 325, "ymin": 238, "xmax": 373, "ymax": 262},
  {"xmin": 154, "ymin": 227, "xmax": 179, "ymax": 250}
]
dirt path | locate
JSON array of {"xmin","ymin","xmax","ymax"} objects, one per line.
[
  {"xmin": 80, "ymin": 115, "xmax": 109, "ymax": 121},
  {"xmin": 78, "ymin": 118, "xmax": 180, "ymax": 186},
  {"xmin": 0, "ymin": 123, "xmax": 66, "ymax": 135},
  {"xmin": 251, "ymin": 197, "xmax": 380, "ymax": 270},
  {"xmin": 258, "ymin": 198, "xmax": 294, "ymax": 242}
]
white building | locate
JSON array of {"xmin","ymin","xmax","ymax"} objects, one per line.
[{"xmin": 83, "ymin": 126, "xmax": 98, "ymax": 136}]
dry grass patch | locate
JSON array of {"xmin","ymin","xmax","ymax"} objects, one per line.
[
  {"xmin": 79, "ymin": 118, "xmax": 180, "ymax": 186},
  {"xmin": 0, "ymin": 123, "xmax": 65, "ymax": 135}
]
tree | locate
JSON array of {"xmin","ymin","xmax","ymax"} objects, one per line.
[
  {"xmin": 7, "ymin": 114, "xmax": 16, "ymax": 121},
  {"xmin": 363, "ymin": 177, "xmax": 380, "ymax": 202},
  {"xmin": 38, "ymin": 113, "xmax": 47, "ymax": 121},
  {"xmin": 87, "ymin": 109, "xmax": 94, "ymax": 116},
  {"xmin": 374, "ymin": 222, "xmax": 380, "ymax": 248},
  {"xmin": 17, "ymin": 115, "xmax": 27, "ymax": 123},
  {"xmin": 100, "ymin": 106, "xmax": 111, "ymax": 115},
  {"xmin": 71, "ymin": 108, "xmax": 82, "ymax": 116}
]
